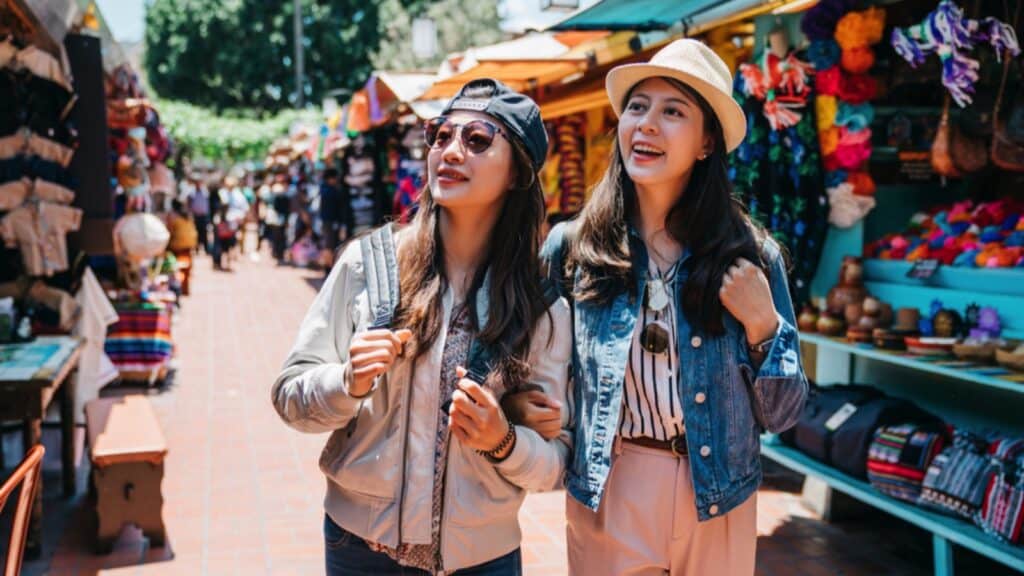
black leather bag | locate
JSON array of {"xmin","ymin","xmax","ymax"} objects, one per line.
[{"xmin": 780, "ymin": 383, "xmax": 942, "ymax": 479}]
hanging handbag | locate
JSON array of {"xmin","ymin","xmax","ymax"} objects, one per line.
[
  {"xmin": 932, "ymin": 96, "xmax": 961, "ymax": 177},
  {"xmin": 951, "ymin": 122, "xmax": 989, "ymax": 173},
  {"xmin": 990, "ymin": 3, "xmax": 1024, "ymax": 172}
]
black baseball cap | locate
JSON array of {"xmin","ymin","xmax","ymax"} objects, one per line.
[{"xmin": 441, "ymin": 78, "xmax": 548, "ymax": 172}]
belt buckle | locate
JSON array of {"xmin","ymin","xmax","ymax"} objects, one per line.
[{"xmin": 670, "ymin": 436, "xmax": 686, "ymax": 457}]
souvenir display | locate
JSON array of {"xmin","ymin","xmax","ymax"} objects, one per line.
[{"xmin": 866, "ymin": 198, "xmax": 1024, "ymax": 268}]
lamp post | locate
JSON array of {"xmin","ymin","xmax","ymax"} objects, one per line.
[{"xmin": 294, "ymin": 0, "xmax": 305, "ymax": 108}]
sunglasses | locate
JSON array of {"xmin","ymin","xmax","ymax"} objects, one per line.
[
  {"xmin": 424, "ymin": 117, "xmax": 508, "ymax": 155},
  {"xmin": 640, "ymin": 319, "xmax": 670, "ymax": 355},
  {"xmin": 640, "ymin": 278, "xmax": 672, "ymax": 355}
]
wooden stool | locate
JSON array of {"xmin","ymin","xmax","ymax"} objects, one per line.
[{"xmin": 85, "ymin": 395, "xmax": 168, "ymax": 553}]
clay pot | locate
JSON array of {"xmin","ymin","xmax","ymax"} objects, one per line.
[
  {"xmin": 896, "ymin": 307, "xmax": 921, "ymax": 332},
  {"xmin": 798, "ymin": 304, "xmax": 819, "ymax": 332},
  {"xmin": 933, "ymin": 309, "xmax": 964, "ymax": 338},
  {"xmin": 878, "ymin": 303, "xmax": 894, "ymax": 328},
  {"xmin": 827, "ymin": 256, "xmax": 869, "ymax": 316},
  {"xmin": 817, "ymin": 312, "xmax": 846, "ymax": 336},
  {"xmin": 858, "ymin": 314, "xmax": 879, "ymax": 331},
  {"xmin": 845, "ymin": 302, "xmax": 864, "ymax": 325}
]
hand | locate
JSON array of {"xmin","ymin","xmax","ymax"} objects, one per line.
[
  {"xmin": 348, "ymin": 329, "xmax": 412, "ymax": 396},
  {"xmin": 502, "ymin": 390, "xmax": 562, "ymax": 440},
  {"xmin": 719, "ymin": 258, "xmax": 779, "ymax": 345},
  {"xmin": 449, "ymin": 367, "xmax": 513, "ymax": 458}
]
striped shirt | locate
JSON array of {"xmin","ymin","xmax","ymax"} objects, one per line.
[{"xmin": 619, "ymin": 261, "xmax": 685, "ymax": 440}]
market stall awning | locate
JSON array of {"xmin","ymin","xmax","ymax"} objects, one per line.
[
  {"xmin": 550, "ymin": 0, "xmax": 724, "ymax": 31},
  {"xmin": 419, "ymin": 58, "xmax": 589, "ymax": 100}
]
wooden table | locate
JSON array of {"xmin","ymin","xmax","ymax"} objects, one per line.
[{"xmin": 0, "ymin": 336, "xmax": 84, "ymax": 556}]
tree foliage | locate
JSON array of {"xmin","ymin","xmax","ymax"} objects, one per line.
[
  {"xmin": 157, "ymin": 99, "xmax": 320, "ymax": 162},
  {"xmin": 371, "ymin": 0, "xmax": 503, "ymax": 71},
  {"xmin": 145, "ymin": 0, "xmax": 381, "ymax": 113}
]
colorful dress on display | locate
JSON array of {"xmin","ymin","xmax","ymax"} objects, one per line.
[{"xmin": 730, "ymin": 49, "xmax": 828, "ymax": 305}]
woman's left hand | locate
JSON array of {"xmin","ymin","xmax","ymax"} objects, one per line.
[
  {"xmin": 720, "ymin": 258, "xmax": 779, "ymax": 345},
  {"xmin": 449, "ymin": 367, "xmax": 514, "ymax": 458}
]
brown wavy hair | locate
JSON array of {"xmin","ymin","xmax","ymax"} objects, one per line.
[
  {"xmin": 569, "ymin": 77, "xmax": 769, "ymax": 335},
  {"xmin": 394, "ymin": 104, "xmax": 549, "ymax": 390}
]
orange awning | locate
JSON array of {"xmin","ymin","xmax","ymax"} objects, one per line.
[{"xmin": 419, "ymin": 59, "xmax": 589, "ymax": 101}]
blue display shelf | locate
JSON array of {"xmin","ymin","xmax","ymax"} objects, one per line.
[
  {"xmin": 864, "ymin": 259, "xmax": 1024, "ymax": 298},
  {"xmin": 799, "ymin": 333, "xmax": 1024, "ymax": 394},
  {"xmin": 761, "ymin": 439, "xmax": 1024, "ymax": 575}
]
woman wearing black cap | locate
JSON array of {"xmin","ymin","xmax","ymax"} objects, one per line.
[{"xmin": 272, "ymin": 78, "xmax": 571, "ymax": 576}]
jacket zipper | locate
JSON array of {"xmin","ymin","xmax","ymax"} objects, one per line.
[{"xmin": 395, "ymin": 364, "xmax": 415, "ymax": 546}]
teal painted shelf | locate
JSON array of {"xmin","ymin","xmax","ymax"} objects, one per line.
[
  {"xmin": 800, "ymin": 333, "xmax": 1024, "ymax": 395},
  {"xmin": 761, "ymin": 440, "xmax": 1024, "ymax": 573}
]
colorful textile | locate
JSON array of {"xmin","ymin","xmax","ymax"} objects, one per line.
[
  {"xmin": 918, "ymin": 430, "xmax": 994, "ymax": 520},
  {"xmin": 891, "ymin": 0, "xmax": 1021, "ymax": 107},
  {"xmin": 978, "ymin": 438, "xmax": 1024, "ymax": 544},
  {"xmin": 105, "ymin": 302, "xmax": 173, "ymax": 372},
  {"xmin": 867, "ymin": 423, "xmax": 947, "ymax": 503},
  {"xmin": 730, "ymin": 48, "xmax": 828, "ymax": 305}
]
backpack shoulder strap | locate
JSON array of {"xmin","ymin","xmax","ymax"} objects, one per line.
[{"xmin": 359, "ymin": 223, "xmax": 400, "ymax": 329}]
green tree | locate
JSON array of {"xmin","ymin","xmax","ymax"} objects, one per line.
[
  {"xmin": 372, "ymin": 0, "xmax": 503, "ymax": 71},
  {"xmin": 145, "ymin": 0, "xmax": 382, "ymax": 113}
]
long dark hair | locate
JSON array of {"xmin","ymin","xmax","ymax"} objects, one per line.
[
  {"xmin": 394, "ymin": 91, "xmax": 549, "ymax": 390},
  {"xmin": 571, "ymin": 77, "xmax": 768, "ymax": 336}
]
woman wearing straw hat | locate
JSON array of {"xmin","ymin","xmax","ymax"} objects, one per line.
[{"xmin": 533, "ymin": 38, "xmax": 808, "ymax": 575}]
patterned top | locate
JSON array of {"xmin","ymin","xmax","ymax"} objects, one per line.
[
  {"xmin": 367, "ymin": 303, "xmax": 474, "ymax": 573},
  {"xmin": 619, "ymin": 260, "xmax": 685, "ymax": 440}
]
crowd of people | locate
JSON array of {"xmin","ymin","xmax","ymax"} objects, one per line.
[{"xmin": 170, "ymin": 167, "xmax": 356, "ymax": 273}]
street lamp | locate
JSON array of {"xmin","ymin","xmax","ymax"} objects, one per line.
[{"xmin": 412, "ymin": 17, "xmax": 438, "ymax": 61}]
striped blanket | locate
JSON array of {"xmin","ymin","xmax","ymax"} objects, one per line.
[
  {"xmin": 867, "ymin": 423, "xmax": 947, "ymax": 503},
  {"xmin": 918, "ymin": 430, "xmax": 994, "ymax": 520},
  {"xmin": 978, "ymin": 438, "xmax": 1024, "ymax": 544},
  {"xmin": 105, "ymin": 302, "xmax": 173, "ymax": 372}
]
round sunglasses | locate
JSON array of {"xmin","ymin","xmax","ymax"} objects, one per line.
[{"xmin": 424, "ymin": 117, "xmax": 509, "ymax": 155}]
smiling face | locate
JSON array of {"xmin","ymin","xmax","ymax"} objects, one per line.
[
  {"xmin": 426, "ymin": 111, "xmax": 516, "ymax": 210},
  {"xmin": 617, "ymin": 77, "xmax": 712, "ymax": 192}
]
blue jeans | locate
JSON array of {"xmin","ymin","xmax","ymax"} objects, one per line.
[{"xmin": 324, "ymin": 515, "xmax": 522, "ymax": 576}]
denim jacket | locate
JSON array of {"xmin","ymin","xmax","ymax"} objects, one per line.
[{"xmin": 541, "ymin": 221, "xmax": 808, "ymax": 522}]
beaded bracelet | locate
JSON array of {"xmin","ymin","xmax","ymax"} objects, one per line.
[{"xmin": 479, "ymin": 421, "xmax": 517, "ymax": 463}]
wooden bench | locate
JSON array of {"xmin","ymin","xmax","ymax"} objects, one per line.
[{"xmin": 85, "ymin": 395, "xmax": 168, "ymax": 553}]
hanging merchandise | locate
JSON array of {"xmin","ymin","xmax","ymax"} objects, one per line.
[
  {"xmin": 731, "ymin": 22, "xmax": 828, "ymax": 305},
  {"xmin": 393, "ymin": 126, "xmax": 425, "ymax": 224},
  {"xmin": 891, "ymin": 0, "xmax": 1020, "ymax": 108},
  {"xmin": 554, "ymin": 114, "xmax": 586, "ymax": 215},
  {"xmin": 1, "ymin": 198, "xmax": 83, "ymax": 277},
  {"xmin": 343, "ymin": 135, "xmax": 383, "ymax": 235},
  {"xmin": 802, "ymin": 0, "xmax": 885, "ymax": 229}
]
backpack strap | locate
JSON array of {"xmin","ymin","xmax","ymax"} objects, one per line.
[{"xmin": 359, "ymin": 223, "xmax": 400, "ymax": 329}]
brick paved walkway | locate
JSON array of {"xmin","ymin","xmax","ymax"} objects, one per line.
[{"xmin": 9, "ymin": 249, "xmax": 1013, "ymax": 575}]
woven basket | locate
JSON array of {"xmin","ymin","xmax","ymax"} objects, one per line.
[{"xmin": 952, "ymin": 342, "xmax": 998, "ymax": 363}]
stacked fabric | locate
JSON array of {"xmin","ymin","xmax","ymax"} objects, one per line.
[
  {"xmin": 865, "ymin": 198, "xmax": 1024, "ymax": 267},
  {"xmin": 866, "ymin": 422, "xmax": 948, "ymax": 503},
  {"xmin": 801, "ymin": 0, "xmax": 885, "ymax": 229},
  {"xmin": 104, "ymin": 302, "xmax": 173, "ymax": 375}
]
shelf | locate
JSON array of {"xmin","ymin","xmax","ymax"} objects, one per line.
[
  {"xmin": 761, "ymin": 440, "xmax": 1024, "ymax": 573},
  {"xmin": 800, "ymin": 332, "xmax": 1024, "ymax": 395},
  {"xmin": 864, "ymin": 260, "xmax": 1024, "ymax": 298}
]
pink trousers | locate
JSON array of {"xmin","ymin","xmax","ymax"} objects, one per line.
[{"xmin": 567, "ymin": 439, "xmax": 757, "ymax": 576}]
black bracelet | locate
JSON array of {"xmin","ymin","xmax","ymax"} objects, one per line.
[{"xmin": 478, "ymin": 422, "xmax": 517, "ymax": 463}]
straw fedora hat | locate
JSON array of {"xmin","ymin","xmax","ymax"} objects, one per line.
[{"xmin": 606, "ymin": 39, "xmax": 747, "ymax": 152}]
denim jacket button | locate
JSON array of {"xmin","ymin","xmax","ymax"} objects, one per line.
[
  {"xmin": 690, "ymin": 336, "xmax": 702, "ymax": 348},
  {"xmin": 708, "ymin": 504, "xmax": 719, "ymax": 516},
  {"xmin": 700, "ymin": 445, "xmax": 711, "ymax": 457},
  {"xmin": 694, "ymin": 392, "xmax": 706, "ymax": 404}
]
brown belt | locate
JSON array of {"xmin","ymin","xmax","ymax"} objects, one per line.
[{"xmin": 622, "ymin": 435, "xmax": 688, "ymax": 457}]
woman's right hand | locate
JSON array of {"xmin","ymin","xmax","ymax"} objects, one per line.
[
  {"xmin": 502, "ymin": 390, "xmax": 562, "ymax": 440},
  {"xmin": 348, "ymin": 329, "xmax": 412, "ymax": 396}
]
